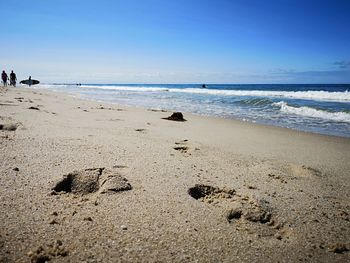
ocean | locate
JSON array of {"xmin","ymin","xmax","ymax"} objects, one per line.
[{"xmin": 37, "ymin": 84, "xmax": 350, "ymax": 138}]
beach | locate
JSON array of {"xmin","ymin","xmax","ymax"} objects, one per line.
[{"xmin": 1, "ymin": 86, "xmax": 349, "ymax": 262}]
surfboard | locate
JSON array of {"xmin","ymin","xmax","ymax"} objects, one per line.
[{"xmin": 20, "ymin": 79, "xmax": 40, "ymax": 85}]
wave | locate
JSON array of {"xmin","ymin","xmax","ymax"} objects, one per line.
[
  {"xmin": 238, "ymin": 98, "xmax": 273, "ymax": 106},
  {"xmin": 78, "ymin": 85, "xmax": 350, "ymax": 102},
  {"xmin": 171, "ymin": 88, "xmax": 350, "ymax": 102},
  {"xmin": 39, "ymin": 84, "xmax": 77, "ymax": 89},
  {"xmin": 80, "ymin": 85, "xmax": 169, "ymax": 92},
  {"xmin": 273, "ymin": 101, "xmax": 350, "ymax": 123}
]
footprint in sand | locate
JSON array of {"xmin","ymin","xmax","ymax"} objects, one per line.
[
  {"xmin": 112, "ymin": 164, "xmax": 128, "ymax": 169},
  {"xmin": 148, "ymin": 109, "xmax": 168, "ymax": 112},
  {"xmin": 135, "ymin": 128, "xmax": 147, "ymax": 133},
  {"xmin": 96, "ymin": 106, "xmax": 112, "ymax": 110},
  {"xmin": 0, "ymin": 123, "xmax": 17, "ymax": 131},
  {"xmin": 268, "ymin": 163, "xmax": 322, "ymax": 183},
  {"xmin": 173, "ymin": 139, "xmax": 189, "ymax": 153},
  {"xmin": 267, "ymin": 173, "xmax": 288, "ymax": 184},
  {"xmin": 52, "ymin": 168, "xmax": 132, "ymax": 196},
  {"xmin": 0, "ymin": 101, "xmax": 18, "ymax": 106},
  {"xmin": 28, "ymin": 240, "xmax": 68, "ymax": 263},
  {"xmin": 14, "ymin": 97, "xmax": 24, "ymax": 102},
  {"xmin": 28, "ymin": 106, "xmax": 40, "ymax": 110},
  {"xmin": 173, "ymin": 146, "xmax": 189, "ymax": 153},
  {"xmin": 287, "ymin": 164, "xmax": 322, "ymax": 178},
  {"xmin": 175, "ymin": 139, "xmax": 188, "ymax": 145},
  {"xmin": 173, "ymin": 140, "xmax": 200, "ymax": 156},
  {"xmin": 190, "ymin": 184, "xmax": 295, "ymax": 239},
  {"xmin": 188, "ymin": 184, "xmax": 235, "ymax": 202},
  {"xmin": 188, "ymin": 184, "xmax": 286, "ymax": 237},
  {"xmin": 0, "ymin": 116, "xmax": 19, "ymax": 131}
]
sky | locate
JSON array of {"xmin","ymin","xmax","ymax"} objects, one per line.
[{"xmin": 2, "ymin": 0, "xmax": 350, "ymax": 83}]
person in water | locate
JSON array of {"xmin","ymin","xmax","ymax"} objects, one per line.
[
  {"xmin": 2, "ymin": 70, "xmax": 9, "ymax": 87},
  {"xmin": 10, "ymin": 70, "xmax": 17, "ymax": 87},
  {"xmin": 202, "ymin": 84, "xmax": 206, "ymax": 88}
]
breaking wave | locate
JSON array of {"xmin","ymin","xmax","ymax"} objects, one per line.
[
  {"xmin": 75, "ymin": 85, "xmax": 350, "ymax": 102},
  {"xmin": 273, "ymin": 101, "xmax": 350, "ymax": 123}
]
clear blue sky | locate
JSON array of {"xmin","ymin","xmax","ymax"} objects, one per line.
[{"xmin": 2, "ymin": 0, "xmax": 350, "ymax": 83}]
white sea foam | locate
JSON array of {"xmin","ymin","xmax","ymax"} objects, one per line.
[
  {"xmin": 37, "ymin": 84, "xmax": 73, "ymax": 89},
  {"xmin": 72, "ymin": 85, "xmax": 350, "ymax": 102},
  {"xmin": 171, "ymin": 88, "xmax": 350, "ymax": 102},
  {"xmin": 80, "ymin": 85, "xmax": 169, "ymax": 92},
  {"xmin": 273, "ymin": 101, "xmax": 350, "ymax": 123}
]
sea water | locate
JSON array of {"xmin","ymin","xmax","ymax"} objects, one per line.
[{"xmin": 37, "ymin": 84, "xmax": 350, "ymax": 138}]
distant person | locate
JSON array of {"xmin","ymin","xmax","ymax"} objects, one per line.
[
  {"xmin": 10, "ymin": 70, "xmax": 17, "ymax": 87},
  {"xmin": 2, "ymin": 70, "xmax": 9, "ymax": 87},
  {"xmin": 20, "ymin": 76, "xmax": 39, "ymax": 86},
  {"xmin": 202, "ymin": 84, "xmax": 206, "ymax": 88}
]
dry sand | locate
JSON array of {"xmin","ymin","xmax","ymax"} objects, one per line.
[{"xmin": 0, "ymin": 86, "xmax": 349, "ymax": 262}]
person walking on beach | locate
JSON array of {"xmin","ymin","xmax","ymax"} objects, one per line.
[
  {"xmin": 10, "ymin": 70, "xmax": 17, "ymax": 87},
  {"xmin": 2, "ymin": 70, "xmax": 9, "ymax": 87},
  {"xmin": 28, "ymin": 76, "xmax": 32, "ymax": 86}
]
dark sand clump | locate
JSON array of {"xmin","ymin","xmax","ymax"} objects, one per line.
[{"xmin": 162, "ymin": 112, "xmax": 186, "ymax": 122}]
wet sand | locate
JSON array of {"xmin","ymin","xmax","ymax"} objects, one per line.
[{"xmin": 0, "ymin": 86, "xmax": 349, "ymax": 262}]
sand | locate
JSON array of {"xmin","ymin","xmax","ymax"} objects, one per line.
[{"xmin": 0, "ymin": 86, "xmax": 349, "ymax": 262}]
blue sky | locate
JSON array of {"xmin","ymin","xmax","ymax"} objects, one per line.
[{"xmin": 2, "ymin": 0, "xmax": 350, "ymax": 83}]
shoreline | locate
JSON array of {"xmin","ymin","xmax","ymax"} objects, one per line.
[
  {"xmin": 34, "ymin": 85, "xmax": 350, "ymax": 140},
  {"xmin": 32, "ymin": 87, "xmax": 350, "ymax": 179},
  {"xmin": 1, "ymin": 86, "xmax": 349, "ymax": 262}
]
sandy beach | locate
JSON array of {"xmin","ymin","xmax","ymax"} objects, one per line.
[{"xmin": 0, "ymin": 86, "xmax": 349, "ymax": 262}]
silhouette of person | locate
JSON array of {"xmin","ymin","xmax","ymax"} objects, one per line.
[
  {"xmin": 10, "ymin": 70, "xmax": 17, "ymax": 87},
  {"xmin": 28, "ymin": 76, "xmax": 32, "ymax": 86},
  {"xmin": 2, "ymin": 70, "xmax": 9, "ymax": 87}
]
